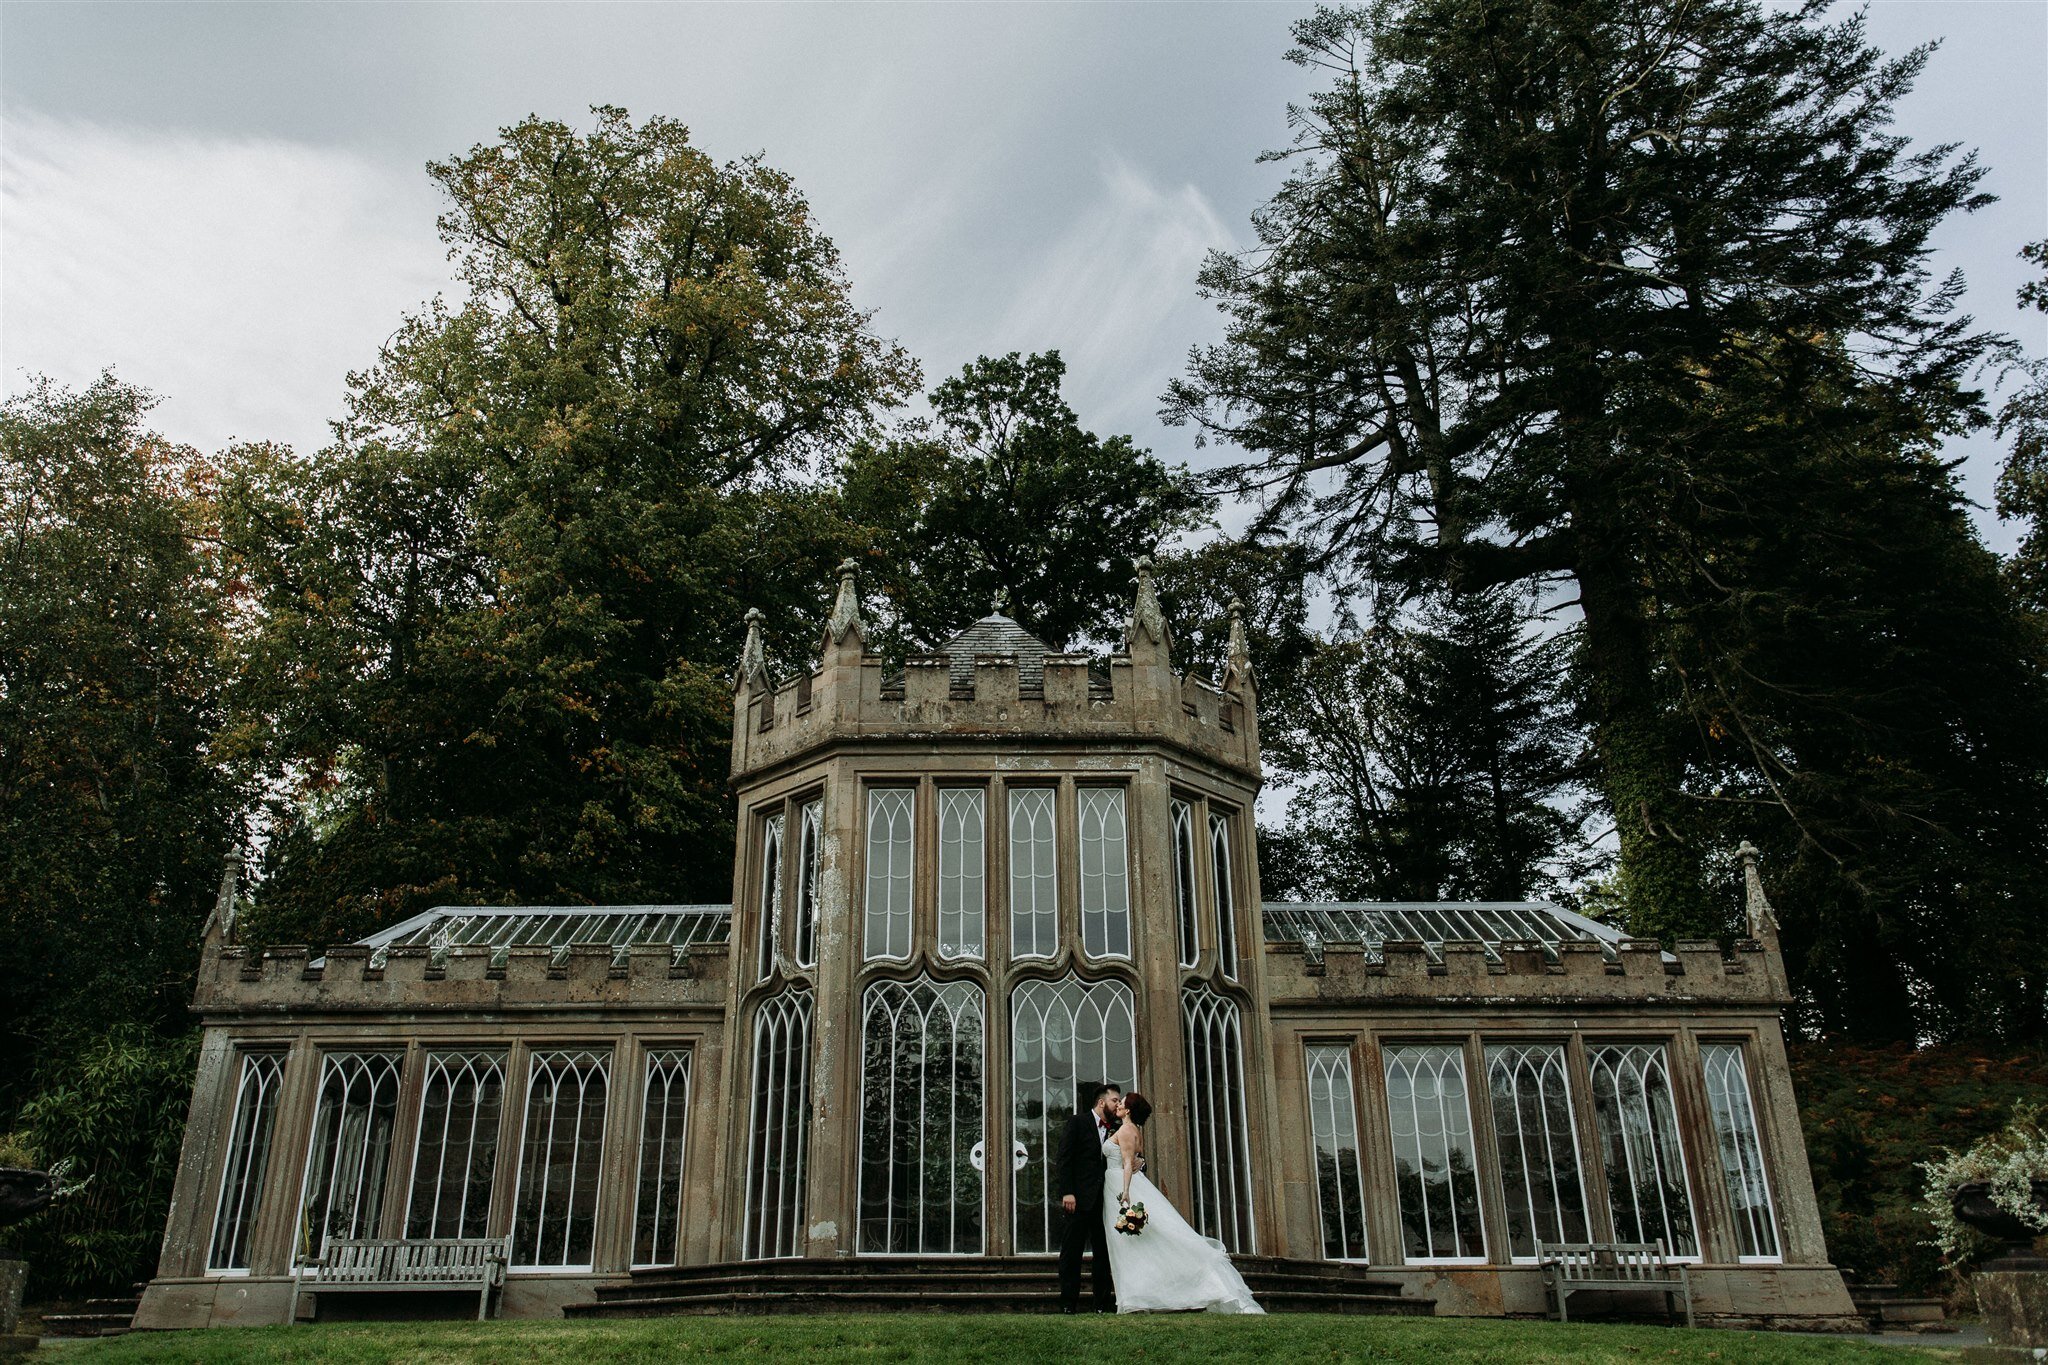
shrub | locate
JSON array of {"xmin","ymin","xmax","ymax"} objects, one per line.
[{"xmin": 1920, "ymin": 1103, "xmax": 2048, "ymax": 1265}]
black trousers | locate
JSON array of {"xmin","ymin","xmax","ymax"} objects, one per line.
[{"xmin": 1058, "ymin": 1202, "xmax": 1113, "ymax": 1310}]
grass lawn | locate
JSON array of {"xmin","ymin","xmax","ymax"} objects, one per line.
[{"xmin": 54, "ymin": 1314, "xmax": 1951, "ymax": 1364}]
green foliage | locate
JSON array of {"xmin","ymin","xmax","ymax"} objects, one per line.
[
  {"xmin": 1920, "ymin": 1103, "xmax": 2048, "ymax": 1266},
  {"xmin": 225, "ymin": 107, "xmax": 915, "ymax": 949},
  {"xmin": 1792, "ymin": 1040, "xmax": 2048, "ymax": 1291},
  {"xmin": 0, "ymin": 374, "xmax": 235, "ymax": 1109},
  {"xmin": 0, "ymin": 1132, "xmax": 37, "ymax": 1169},
  {"xmin": 1998, "ymin": 241, "xmax": 2048, "ymax": 619},
  {"xmin": 13, "ymin": 1026, "xmax": 200, "ymax": 1294},
  {"xmin": 843, "ymin": 351, "xmax": 1209, "ymax": 654}
]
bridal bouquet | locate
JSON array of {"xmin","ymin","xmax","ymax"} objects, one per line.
[{"xmin": 1114, "ymin": 1199, "xmax": 1148, "ymax": 1236}]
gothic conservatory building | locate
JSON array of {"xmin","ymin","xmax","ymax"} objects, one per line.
[{"xmin": 135, "ymin": 562, "xmax": 1860, "ymax": 1330}]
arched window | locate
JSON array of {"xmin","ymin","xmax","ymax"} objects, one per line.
[
  {"xmin": 1182, "ymin": 986, "xmax": 1255, "ymax": 1252},
  {"xmin": 1010, "ymin": 977, "xmax": 1137, "ymax": 1252},
  {"xmin": 1484, "ymin": 1042, "xmax": 1588, "ymax": 1259},
  {"xmin": 1383, "ymin": 1043, "xmax": 1486, "ymax": 1261},
  {"xmin": 1209, "ymin": 812, "xmax": 1239, "ymax": 981},
  {"xmin": 858, "ymin": 978, "xmax": 985, "ymax": 1253},
  {"xmin": 633, "ymin": 1049, "xmax": 693, "ymax": 1267},
  {"xmin": 512, "ymin": 1049, "xmax": 611, "ymax": 1269},
  {"xmin": 743, "ymin": 991, "xmax": 814, "ymax": 1259},
  {"xmin": 208, "ymin": 1051, "xmax": 285, "ymax": 1273},
  {"xmin": 406, "ymin": 1051, "xmax": 505, "ymax": 1241},
  {"xmin": 1077, "ymin": 788, "xmax": 1131, "ymax": 959},
  {"xmin": 937, "ymin": 790, "xmax": 986, "ymax": 961},
  {"xmin": 1588, "ymin": 1043, "xmax": 1697, "ymax": 1257},
  {"xmin": 1170, "ymin": 800, "xmax": 1199, "ymax": 969},
  {"xmin": 1305, "ymin": 1044, "xmax": 1368, "ymax": 1261},
  {"xmin": 1008, "ymin": 789, "xmax": 1058, "ymax": 959},
  {"xmin": 297, "ymin": 1052, "xmax": 403, "ymax": 1264},
  {"xmin": 794, "ymin": 799, "xmax": 822, "ymax": 969},
  {"xmin": 1702, "ymin": 1043, "xmax": 1779, "ymax": 1260},
  {"xmin": 757, "ymin": 812, "xmax": 785, "ymax": 981},
  {"xmin": 864, "ymin": 789, "xmax": 914, "ymax": 961}
]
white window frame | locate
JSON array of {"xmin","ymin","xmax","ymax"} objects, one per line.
[
  {"xmin": 743, "ymin": 991, "xmax": 814, "ymax": 1260},
  {"xmin": 1305, "ymin": 1043, "xmax": 1370, "ymax": 1263},
  {"xmin": 405, "ymin": 1050, "xmax": 506, "ymax": 1242},
  {"xmin": 856, "ymin": 978, "xmax": 987, "ymax": 1256},
  {"xmin": 794, "ymin": 799, "xmax": 822, "ymax": 970},
  {"xmin": 1170, "ymin": 799, "xmax": 1200, "ymax": 969},
  {"xmin": 510, "ymin": 1049, "xmax": 613, "ymax": 1272},
  {"xmin": 1382, "ymin": 1042, "xmax": 1488, "ymax": 1265},
  {"xmin": 1009, "ymin": 977, "xmax": 1137, "ymax": 1254},
  {"xmin": 1587, "ymin": 1041, "xmax": 1701, "ymax": 1262},
  {"xmin": 863, "ymin": 788, "xmax": 915, "ymax": 962},
  {"xmin": 1077, "ymin": 787, "xmax": 1132, "ymax": 961},
  {"xmin": 1183, "ymin": 985, "xmax": 1256, "ymax": 1252},
  {"xmin": 937, "ymin": 788, "xmax": 987, "ymax": 962},
  {"xmin": 1483, "ymin": 1041, "xmax": 1590, "ymax": 1263},
  {"xmin": 756, "ymin": 811, "xmax": 785, "ymax": 982},
  {"xmin": 1007, "ymin": 787, "xmax": 1059, "ymax": 961},
  {"xmin": 1209, "ymin": 810, "xmax": 1240, "ymax": 981},
  {"xmin": 632, "ymin": 1048, "xmax": 694, "ymax": 1269},
  {"xmin": 206, "ymin": 1050, "xmax": 287, "ymax": 1275},
  {"xmin": 1702, "ymin": 1041, "xmax": 1782, "ymax": 1264},
  {"xmin": 294, "ymin": 1050, "xmax": 405, "ymax": 1267}
]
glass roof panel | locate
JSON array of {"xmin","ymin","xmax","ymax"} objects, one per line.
[
  {"xmin": 355, "ymin": 905, "xmax": 732, "ymax": 955},
  {"xmin": 1261, "ymin": 900, "xmax": 1627, "ymax": 964}
]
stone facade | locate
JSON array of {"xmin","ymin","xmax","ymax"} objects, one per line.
[{"xmin": 135, "ymin": 562, "xmax": 1858, "ymax": 1330}]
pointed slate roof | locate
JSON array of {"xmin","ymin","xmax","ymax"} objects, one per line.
[{"xmin": 941, "ymin": 612, "xmax": 1050, "ymax": 694}]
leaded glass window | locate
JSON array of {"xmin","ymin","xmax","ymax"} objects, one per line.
[
  {"xmin": 1171, "ymin": 800, "xmax": 1199, "ymax": 969},
  {"xmin": 858, "ymin": 979, "xmax": 986, "ymax": 1253},
  {"xmin": 1011, "ymin": 977, "xmax": 1136, "ymax": 1252},
  {"xmin": 1383, "ymin": 1043, "xmax": 1485, "ymax": 1261},
  {"xmin": 207, "ymin": 1051, "xmax": 285, "ymax": 1272},
  {"xmin": 795, "ymin": 799, "xmax": 822, "ymax": 969},
  {"xmin": 757, "ymin": 812, "xmax": 785, "ymax": 981},
  {"xmin": 1078, "ymin": 788, "xmax": 1131, "ymax": 960},
  {"xmin": 1485, "ymin": 1042, "xmax": 1589, "ymax": 1259},
  {"xmin": 1210, "ymin": 811, "xmax": 1239, "ymax": 980},
  {"xmin": 1008, "ymin": 788, "xmax": 1058, "ymax": 960},
  {"xmin": 864, "ymin": 789, "xmax": 914, "ymax": 961},
  {"xmin": 513, "ymin": 1049, "xmax": 611, "ymax": 1269},
  {"xmin": 1305, "ymin": 1044, "xmax": 1368, "ymax": 1261},
  {"xmin": 744, "ymin": 991, "xmax": 813, "ymax": 1259},
  {"xmin": 633, "ymin": 1049, "xmax": 693, "ymax": 1267},
  {"xmin": 297, "ymin": 1051, "xmax": 403, "ymax": 1263},
  {"xmin": 938, "ymin": 789, "xmax": 986, "ymax": 961},
  {"xmin": 406, "ymin": 1051, "xmax": 504, "ymax": 1241},
  {"xmin": 1588, "ymin": 1043, "xmax": 1698, "ymax": 1256},
  {"xmin": 1702, "ymin": 1043, "xmax": 1780, "ymax": 1260},
  {"xmin": 1183, "ymin": 986, "xmax": 1255, "ymax": 1252}
]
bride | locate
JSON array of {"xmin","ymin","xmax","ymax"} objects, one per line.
[{"xmin": 1102, "ymin": 1093, "xmax": 1264, "ymax": 1314}]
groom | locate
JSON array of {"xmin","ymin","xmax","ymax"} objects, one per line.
[{"xmin": 1055, "ymin": 1080, "xmax": 1122, "ymax": 1314}]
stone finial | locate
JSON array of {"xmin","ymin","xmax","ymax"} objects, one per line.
[
  {"xmin": 203, "ymin": 849, "xmax": 242, "ymax": 946},
  {"xmin": 1125, "ymin": 554, "xmax": 1171, "ymax": 654},
  {"xmin": 737, "ymin": 607, "xmax": 770, "ymax": 692},
  {"xmin": 1225, "ymin": 596, "xmax": 1256, "ymax": 689},
  {"xmin": 1735, "ymin": 840, "xmax": 1781, "ymax": 940},
  {"xmin": 825, "ymin": 557, "xmax": 864, "ymax": 645}
]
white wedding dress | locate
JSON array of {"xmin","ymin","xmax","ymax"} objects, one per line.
[{"xmin": 1100, "ymin": 1137, "xmax": 1265, "ymax": 1314}]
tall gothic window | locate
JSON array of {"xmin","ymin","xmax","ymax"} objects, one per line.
[
  {"xmin": 1588, "ymin": 1043, "xmax": 1698, "ymax": 1256},
  {"xmin": 1183, "ymin": 986, "xmax": 1255, "ymax": 1252},
  {"xmin": 297, "ymin": 1052, "xmax": 403, "ymax": 1263},
  {"xmin": 1383, "ymin": 1043, "xmax": 1486, "ymax": 1261},
  {"xmin": 1008, "ymin": 788, "xmax": 1058, "ymax": 960},
  {"xmin": 858, "ymin": 979, "xmax": 986, "ymax": 1254},
  {"xmin": 513, "ymin": 1049, "xmax": 611, "ymax": 1269},
  {"xmin": 1010, "ymin": 978, "xmax": 1137, "ymax": 1252},
  {"xmin": 1305, "ymin": 1044, "xmax": 1368, "ymax": 1261},
  {"xmin": 1484, "ymin": 1043, "xmax": 1589, "ymax": 1259},
  {"xmin": 744, "ymin": 991, "xmax": 814, "ymax": 1259},
  {"xmin": 864, "ymin": 789, "xmax": 914, "ymax": 961},
  {"xmin": 1702, "ymin": 1043, "xmax": 1780, "ymax": 1260},
  {"xmin": 794, "ymin": 799, "xmax": 822, "ymax": 969},
  {"xmin": 207, "ymin": 1051, "xmax": 285, "ymax": 1273},
  {"xmin": 1077, "ymin": 788, "xmax": 1131, "ymax": 960},
  {"xmin": 757, "ymin": 812, "xmax": 785, "ymax": 981},
  {"xmin": 1170, "ymin": 800, "xmax": 1199, "ymax": 969},
  {"xmin": 937, "ymin": 789, "xmax": 986, "ymax": 961},
  {"xmin": 633, "ymin": 1049, "xmax": 693, "ymax": 1267},
  {"xmin": 1209, "ymin": 812, "xmax": 1239, "ymax": 980},
  {"xmin": 406, "ymin": 1051, "xmax": 505, "ymax": 1241}
]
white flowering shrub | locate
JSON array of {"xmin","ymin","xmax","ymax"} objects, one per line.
[{"xmin": 1920, "ymin": 1103, "xmax": 2048, "ymax": 1265}]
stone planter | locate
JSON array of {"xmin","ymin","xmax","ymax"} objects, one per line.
[
  {"xmin": 0, "ymin": 1167, "xmax": 51, "ymax": 1351},
  {"xmin": 1954, "ymin": 1179, "xmax": 2048, "ymax": 1350}
]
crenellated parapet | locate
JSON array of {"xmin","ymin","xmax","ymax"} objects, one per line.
[
  {"xmin": 730, "ymin": 557, "xmax": 1260, "ymax": 781},
  {"xmin": 1263, "ymin": 935, "xmax": 1786, "ymax": 1008}
]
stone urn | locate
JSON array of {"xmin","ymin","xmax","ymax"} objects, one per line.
[
  {"xmin": 1955, "ymin": 1179, "xmax": 2048, "ymax": 1350},
  {"xmin": 0, "ymin": 1168, "xmax": 52, "ymax": 1349}
]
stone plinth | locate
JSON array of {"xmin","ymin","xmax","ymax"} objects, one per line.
[
  {"xmin": 1975, "ymin": 1268, "xmax": 2048, "ymax": 1349},
  {"xmin": 0, "ymin": 1258, "xmax": 30, "ymax": 1354}
]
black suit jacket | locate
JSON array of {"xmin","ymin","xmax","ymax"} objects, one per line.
[{"xmin": 1056, "ymin": 1111, "xmax": 1110, "ymax": 1212}]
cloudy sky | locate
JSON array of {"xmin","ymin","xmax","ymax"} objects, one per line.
[{"xmin": 3, "ymin": 2, "xmax": 2043, "ymax": 547}]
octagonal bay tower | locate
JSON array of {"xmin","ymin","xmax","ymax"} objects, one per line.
[{"xmin": 135, "ymin": 559, "xmax": 1859, "ymax": 1329}]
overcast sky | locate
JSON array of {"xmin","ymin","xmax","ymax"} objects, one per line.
[{"xmin": 3, "ymin": 2, "xmax": 2043, "ymax": 549}]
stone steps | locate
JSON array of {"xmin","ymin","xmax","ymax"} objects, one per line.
[
  {"xmin": 38, "ymin": 1288, "xmax": 142, "ymax": 1339},
  {"xmin": 1846, "ymin": 1281, "xmax": 1950, "ymax": 1333},
  {"xmin": 568, "ymin": 1256, "xmax": 1429, "ymax": 1319}
]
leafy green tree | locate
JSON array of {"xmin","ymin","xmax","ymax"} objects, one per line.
[
  {"xmin": 842, "ymin": 351, "xmax": 1209, "ymax": 652},
  {"xmin": 226, "ymin": 108, "xmax": 915, "ymax": 948},
  {"xmin": 1998, "ymin": 240, "xmax": 2048, "ymax": 618},
  {"xmin": 1168, "ymin": 3, "xmax": 2030, "ymax": 986},
  {"xmin": 0, "ymin": 374, "xmax": 234, "ymax": 1108}
]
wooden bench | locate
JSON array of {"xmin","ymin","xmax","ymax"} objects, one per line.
[
  {"xmin": 1539, "ymin": 1240, "xmax": 1693, "ymax": 1327},
  {"xmin": 289, "ymin": 1237, "xmax": 510, "ymax": 1323}
]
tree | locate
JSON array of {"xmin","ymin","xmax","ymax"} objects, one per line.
[
  {"xmin": 0, "ymin": 374, "xmax": 235, "ymax": 1108},
  {"xmin": 1998, "ymin": 241, "xmax": 2048, "ymax": 618},
  {"xmin": 226, "ymin": 108, "xmax": 915, "ymax": 948},
  {"xmin": 842, "ymin": 351, "xmax": 1209, "ymax": 653},
  {"xmin": 1167, "ymin": 3, "xmax": 2030, "ymax": 987}
]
